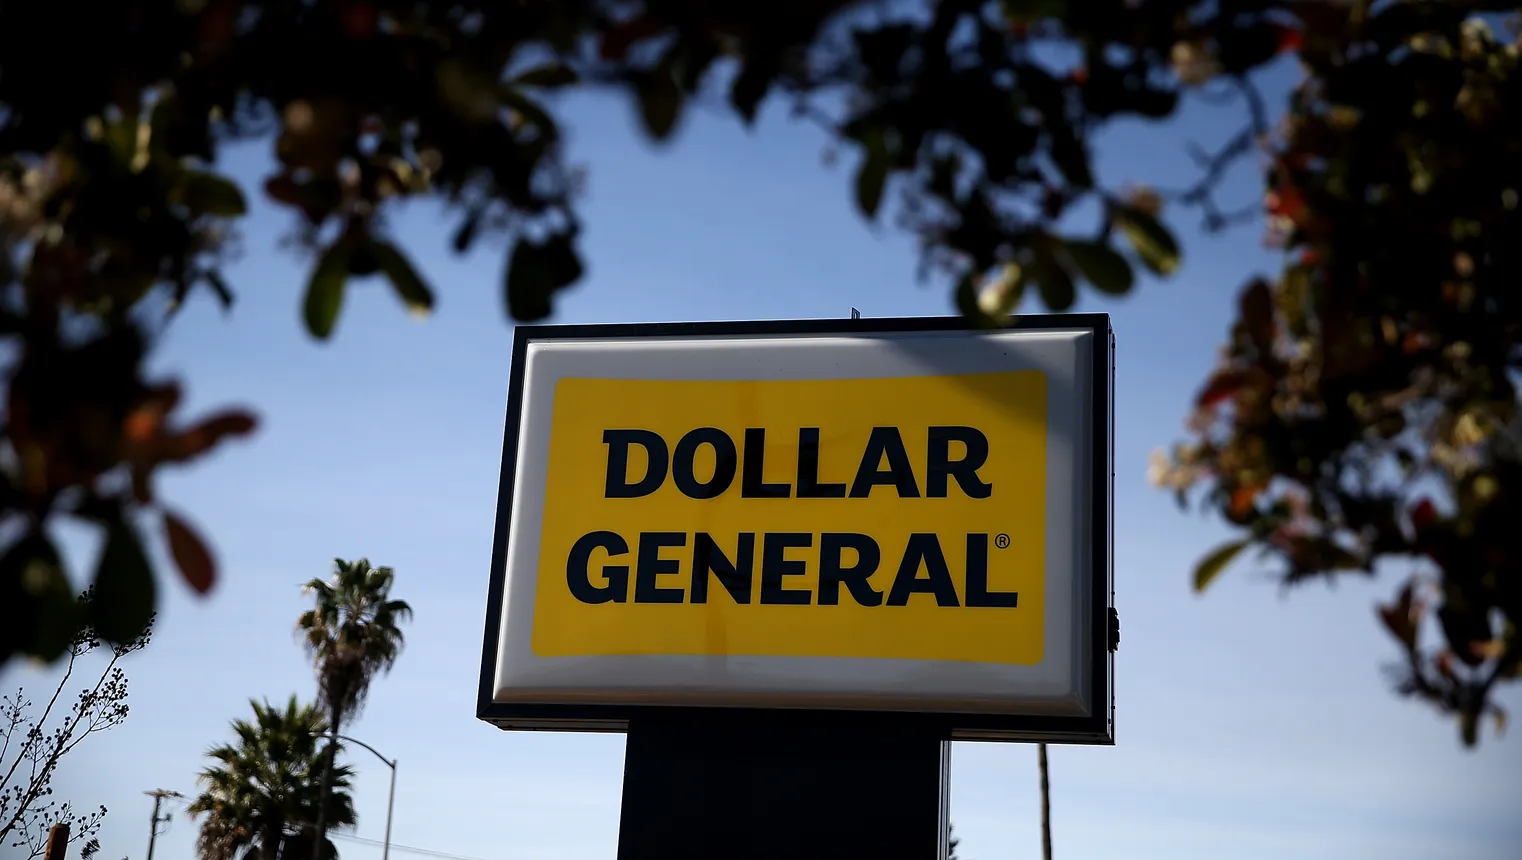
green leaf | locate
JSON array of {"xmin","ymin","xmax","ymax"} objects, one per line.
[
  {"xmin": 854, "ymin": 133, "xmax": 890, "ymax": 220},
  {"xmin": 372, "ymin": 240, "xmax": 435, "ymax": 319},
  {"xmin": 1062, "ymin": 239, "xmax": 1134, "ymax": 295},
  {"xmin": 181, "ymin": 172, "xmax": 248, "ymax": 217},
  {"xmin": 304, "ymin": 243, "xmax": 351, "ymax": 339},
  {"xmin": 968, "ymin": 263, "xmax": 1026, "ymax": 320},
  {"xmin": 91, "ymin": 519, "xmax": 156, "ymax": 645},
  {"xmin": 637, "ymin": 70, "xmax": 683, "ymax": 141},
  {"xmin": 1193, "ymin": 539, "xmax": 1248, "ymax": 592},
  {"xmin": 1459, "ymin": 709, "xmax": 1480, "ymax": 747},
  {"xmin": 500, "ymin": 89, "xmax": 560, "ymax": 141},
  {"xmin": 513, "ymin": 63, "xmax": 579, "ymax": 88},
  {"xmin": 1115, "ymin": 205, "xmax": 1181, "ymax": 276},
  {"xmin": 1030, "ymin": 249, "xmax": 1076, "ymax": 310},
  {"xmin": 954, "ymin": 273, "xmax": 984, "ymax": 320}
]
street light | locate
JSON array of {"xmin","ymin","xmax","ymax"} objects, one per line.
[{"xmin": 315, "ymin": 733, "xmax": 398, "ymax": 860}]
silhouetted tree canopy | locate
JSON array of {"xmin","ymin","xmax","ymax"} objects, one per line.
[{"xmin": 0, "ymin": 0, "xmax": 1516, "ymax": 745}]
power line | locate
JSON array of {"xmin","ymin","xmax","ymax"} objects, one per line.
[{"xmin": 330, "ymin": 832, "xmax": 498, "ymax": 860}]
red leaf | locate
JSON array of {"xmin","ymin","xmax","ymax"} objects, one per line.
[
  {"xmin": 164, "ymin": 509, "xmax": 217, "ymax": 595},
  {"xmin": 1377, "ymin": 583, "xmax": 1420, "ymax": 649},
  {"xmin": 1436, "ymin": 650, "xmax": 1455, "ymax": 679},
  {"xmin": 1265, "ymin": 186, "xmax": 1307, "ymax": 223},
  {"xmin": 1196, "ymin": 370, "xmax": 1249, "ymax": 407},
  {"xmin": 1411, "ymin": 498, "xmax": 1437, "ymax": 531},
  {"xmin": 600, "ymin": 16, "xmax": 663, "ymax": 61},
  {"xmin": 342, "ymin": 1, "xmax": 377, "ymax": 38},
  {"xmin": 157, "ymin": 410, "xmax": 259, "ymax": 463},
  {"xmin": 1275, "ymin": 26, "xmax": 1303, "ymax": 53},
  {"xmin": 1228, "ymin": 485, "xmax": 1259, "ymax": 519}
]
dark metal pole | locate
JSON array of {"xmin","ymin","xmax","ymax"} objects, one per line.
[
  {"xmin": 616, "ymin": 713, "xmax": 949, "ymax": 860},
  {"xmin": 318, "ymin": 733, "xmax": 397, "ymax": 860},
  {"xmin": 381, "ymin": 759, "xmax": 397, "ymax": 860},
  {"xmin": 1038, "ymin": 743, "xmax": 1052, "ymax": 860}
]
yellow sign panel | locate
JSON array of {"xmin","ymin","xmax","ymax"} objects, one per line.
[{"xmin": 530, "ymin": 371, "xmax": 1047, "ymax": 665}]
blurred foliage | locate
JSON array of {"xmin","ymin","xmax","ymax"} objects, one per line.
[
  {"xmin": 1152, "ymin": 6, "xmax": 1522, "ymax": 747},
  {"xmin": 0, "ymin": 0, "xmax": 1516, "ymax": 744}
]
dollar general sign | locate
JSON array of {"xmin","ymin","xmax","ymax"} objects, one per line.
[
  {"xmin": 479, "ymin": 317, "xmax": 1115, "ymax": 745},
  {"xmin": 532, "ymin": 372, "xmax": 1045, "ymax": 665}
]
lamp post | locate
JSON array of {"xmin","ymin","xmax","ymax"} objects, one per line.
[{"xmin": 319, "ymin": 733, "xmax": 398, "ymax": 860}]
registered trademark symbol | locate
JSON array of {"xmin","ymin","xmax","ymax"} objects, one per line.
[{"xmin": 994, "ymin": 533, "xmax": 1011, "ymax": 549}]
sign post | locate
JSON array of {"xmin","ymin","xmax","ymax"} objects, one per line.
[{"xmin": 478, "ymin": 315, "xmax": 1115, "ymax": 858}]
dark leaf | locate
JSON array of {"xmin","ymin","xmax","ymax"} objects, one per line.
[
  {"xmin": 452, "ymin": 211, "xmax": 481, "ymax": 254},
  {"xmin": 1218, "ymin": 21, "xmax": 1288, "ymax": 75},
  {"xmin": 304, "ymin": 242, "xmax": 351, "ymax": 339},
  {"xmin": 204, "ymin": 269, "xmax": 235, "ymax": 311},
  {"xmin": 1459, "ymin": 709, "xmax": 1479, "ymax": 747},
  {"xmin": 854, "ymin": 133, "xmax": 890, "ymax": 220},
  {"xmin": 637, "ymin": 70, "xmax": 683, "ymax": 141},
  {"xmin": 1240, "ymin": 279, "xmax": 1275, "ymax": 353},
  {"xmin": 542, "ymin": 232, "xmax": 585, "ymax": 289},
  {"xmin": 1193, "ymin": 539, "xmax": 1248, "ymax": 592},
  {"xmin": 1049, "ymin": 123, "xmax": 1093, "ymax": 189},
  {"xmin": 730, "ymin": 59, "xmax": 778, "ymax": 124},
  {"xmin": 853, "ymin": 24, "xmax": 915, "ymax": 81},
  {"xmin": 347, "ymin": 240, "xmax": 381, "ymax": 277},
  {"xmin": 91, "ymin": 519, "xmax": 156, "ymax": 645},
  {"xmin": 163, "ymin": 508, "xmax": 216, "ymax": 595},
  {"xmin": 180, "ymin": 172, "xmax": 249, "ymax": 217},
  {"xmin": 505, "ymin": 233, "xmax": 584, "ymax": 321},
  {"xmin": 372, "ymin": 241, "xmax": 435, "ymax": 318},
  {"xmin": 513, "ymin": 63, "xmax": 579, "ymax": 88},
  {"xmin": 1030, "ymin": 246, "xmax": 1077, "ymax": 310},
  {"xmin": 0, "ymin": 532, "xmax": 76, "ymax": 661},
  {"xmin": 1062, "ymin": 239, "xmax": 1134, "ymax": 295},
  {"xmin": 1115, "ymin": 205, "xmax": 1181, "ymax": 276}
]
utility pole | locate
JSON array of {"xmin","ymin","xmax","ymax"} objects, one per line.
[
  {"xmin": 144, "ymin": 789, "xmax": 182, "ymax": 860},
  {"xmin": 43, "ymin": 822, "xmax": 69, "ymax": 860}
]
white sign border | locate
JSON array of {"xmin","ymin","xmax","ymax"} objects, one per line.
[{"xmin": 476, "ymin": 315, "xmax": 1115, "ymax": 745}]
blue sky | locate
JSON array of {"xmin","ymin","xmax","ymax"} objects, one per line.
[{"xmin": 11, "ymin": 68, "xmax": 1522, "ymax": 860}]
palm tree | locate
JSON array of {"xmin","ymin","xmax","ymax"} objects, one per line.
[
  {"xmin": 188, "ymin": 696, "xmax": 357, "ymax": 860},
  {"xmin": 297, "ymin": 558, "xmax": 412, "ymax": 860}
]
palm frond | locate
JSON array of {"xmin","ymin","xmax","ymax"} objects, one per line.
[{"xmin": 189, "ymin": 697, "xmax": 356, "ymax": 860}]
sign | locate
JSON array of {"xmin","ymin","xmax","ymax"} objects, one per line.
[{"xmin": 477, "ymin": 315, "xmax": 1115, "ymax": 744}]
